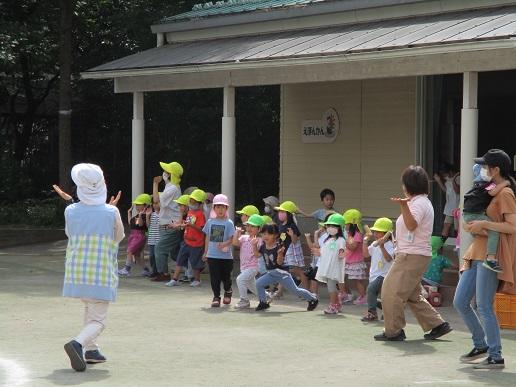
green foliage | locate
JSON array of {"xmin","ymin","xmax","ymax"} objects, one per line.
[{"xmin": 0, "ymin": 197, "xmax": 64, "ymax": 226}]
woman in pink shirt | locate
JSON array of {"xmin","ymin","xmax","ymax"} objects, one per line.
[{"xmin": 374, "ymin": 165, "xmax": 452, "ymax": 342}]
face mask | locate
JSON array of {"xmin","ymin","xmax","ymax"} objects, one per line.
[
  {"xmin": 479, "ymin": 167, "xmax": 491, "ymax": 182},
  {"xmin": 327, "ymin": 226, "xmax": 339, "ymax": 236},
  {"xmin": 278, "ymin": 212, "xmax": 287, "ymax": 222},
  {"xmin": 189, "ymin": 203, "xmax": 200, "ymax": 210},
  {"xmin": 264, "ymin": 206, "xmax": 271, "ymax": 214},
  {"xmin": 162, "ymin": 172, "xmax": 170, "ymax": 182}
]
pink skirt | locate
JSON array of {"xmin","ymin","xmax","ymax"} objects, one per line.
[{"xmin": 127, "ymin": 229, "xmax": 146, "ymax": 255}]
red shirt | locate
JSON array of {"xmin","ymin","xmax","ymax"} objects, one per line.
[{"xmin": 184, "ymin": 208, "xmax": 206, "ymax": 247}]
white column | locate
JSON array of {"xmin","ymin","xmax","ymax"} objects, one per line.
[
  {"xmin": 132, "ymin": 92, "xmax": 145, "ymax": 203},
  {"xmin": 157, "ymin": 33, "xmax": 165, "ymax": 47},
  {"xmin": 222, "ymin": 86, "xmax": 236, "ymax": 219},
  {"xmin": 459, "ymin": 72, "xmax": 478, "ymax": 258}
]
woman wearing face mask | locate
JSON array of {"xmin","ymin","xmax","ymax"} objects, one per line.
[
  {"xmin": 151, "ymin": 161, "xmax": 184, "ymax": 282},
  {"xmin": 262, "ymin": 195, "xmax": 280, "ymax": 224},
  {"xmin": 375, "ymin": 165, "xmax": 452, "ymax": 342},
  {"xmin": 454, "ymin": 149, "xmax": 516, "ymax": 369},
  {"xmin": 312, "ymin": 214, "xmax": 346, "ymax": 315}
]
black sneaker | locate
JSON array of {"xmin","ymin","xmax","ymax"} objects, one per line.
[
  {"xmin": 255, "ymin": 301, "xmax": 270, "ymax": 311},
  {"xmin": 307, "ymin": 298, "xmax": 319, "ymax": 311},
  {"xmin": 374, "ymin": 329, "xmax": 406, "ymax": 341},
  {"xmin": 473, "ymin": 357, "xmax": 505, "ymax": 369},
  {"xmin": 482, "ymin": 259, "xmax": 503, "ymax": 273},
  {"xmin": 85, "ymin": 349, "xmax": 107, "ymax": 364},
  {"xmin": 460, "ymin": 347, "xmax": 489, "ymax": 363},
  {"xmin": 424, "ymin": 322, "xmax": 453, "ymax": 340},
  {"xmin": 64, "ymin": 340, "xmax": 86, "ymax": 372}
]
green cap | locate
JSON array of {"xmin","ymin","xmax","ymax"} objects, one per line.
[
  {"xmin": 431, "ymin": 236, "xmax": 444, "ymax": 256},
  {"xmin": 321, "ymin": 213, "xmax": 345, "ymax": 228},
  {"xmin": 236, "ymin": 205, "xmax": 260, "ymax": 217},
  {"xmin": 132, "ymin": 193, "xmax": 152, "ymax": 205},
  {"xmin": 245, "ymin": 214, "xmax": 265, "ymax": 227},
  {"xmin": 261, "ymin": 215, "xmax": 273, "ymax": 225}
]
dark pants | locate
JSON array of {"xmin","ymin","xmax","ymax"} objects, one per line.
[
  {"xmin": 207, "ymin": 258, "xmax": 233, "ymax": 298},
  {"xmin": 367, "ymin": 276, "xmax": 384, "ymax": 312},
  {"xmin": 149, "ymin": 244, "xmax": 157, "ymax": 274}
]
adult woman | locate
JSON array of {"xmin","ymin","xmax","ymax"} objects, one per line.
[
  {"xmin": 454, "ymin": 149, "xmax": 516, "ymax": 369},
  {"xmin": 374, "ymin": 165, "xmax": 452, "ymax": 341}
]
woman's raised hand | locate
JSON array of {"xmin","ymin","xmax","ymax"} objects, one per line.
[
  {"xmin": 109, "ymin": 191, "xmax": 122, "ymax": 206},
  {"xmin": 52, "ymin": 184, "xmax": 72, "ymax": 201}
]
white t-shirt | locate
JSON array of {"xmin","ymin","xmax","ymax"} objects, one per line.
[{"xmin": 368, "ymin": 240, "xmax": 394, "ymax": 282}]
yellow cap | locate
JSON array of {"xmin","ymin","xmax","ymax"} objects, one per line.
[
  {"xmin": 236, "ymin": 205, "xmax": 260, "ymax": 217},
  {"xmin": 274, "ymin": 200, "xmax": 298, "ymax": 214},
  {"xmin": 132, "ymin": 193, "xmax": 152, "ymax": 205},
  {"xmin": 370, "ymin": 217, "xmax": 393, "ymax": 233},
  {"xmin": 261, "ymin": 215, "xmax": 273, "ymax": 225},
  {"xmin": 343, "ymin": 208, "xmax": 364, "ymax": 233},
  {"xmin": 189, "ymin": 189, "xmax": 206, "ymax": 203},
  {"xmin": 159, "ymin": 161, "xmax": 183, "ymax": 177},
  {"xmin": 174, "ymin": 194, "xmax": 190, "ymax": 206}
]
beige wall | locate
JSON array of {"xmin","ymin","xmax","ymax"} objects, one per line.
[{"xmin": 280, "ymin": 77, "xmax": 416, "ymax": 219}]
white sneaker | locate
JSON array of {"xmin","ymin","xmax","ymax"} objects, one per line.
[
  {"xmin": 118, "ymin": 267, "xmax": 130, "ymax": 277},
  {"xmin": 235, "ymin": 299, "xmax": 250, "ymax": 309},
  {"xmin": 165, "ymin": 279, "xmax": 179, "ymax": 287},
  {"xmin": 190, "ymin": 280, "xmax": 201, "ymax": 287}
]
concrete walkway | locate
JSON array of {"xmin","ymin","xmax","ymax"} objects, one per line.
[{"xmin": 0, "ymin": 241, "xmax": 515, "ymax": 387}]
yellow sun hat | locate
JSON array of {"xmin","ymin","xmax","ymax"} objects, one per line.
[
  {"xmin": 132, "ymin": 193, "xmax": 152, "ymax": 205},
  {"xmin": 236, "ymin": 205, "xmax": 260, "ymax": 217},
  {"xmin": 274, "ymin": 200, "xmax": 298, "ymax": 214},
  {"xmin": 159, "ymin": 161, "xmax": 183, "ymax": 177},
  {"xmin": 343, "ymin": 208, "xmax": 364, "ymax": 233},
  {"xmin": 261, "ymin": 215, "xmax": 274, "ymax": 225},
  {"xmin": 189, "ymin": 189, "xmax": 206, "ymax": 203},
  {"xmin": 174, "ymin": 194, "xmax": 190, "ymax": 206},
  {"xmin": 370, "ymin": 217, "xmax": 393, "ymax": 233}
]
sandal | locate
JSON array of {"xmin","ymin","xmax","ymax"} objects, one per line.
[
  {"xmin": 211, "ymin": 297, "xmax": 221, "ymax": 308},
  {"xmin": 223, "ymin": 290, "xmax": 232, "ymax": 305},
  {"xmin": 361, "ymin": 311, "xmax": 378, "ymax": 322}
]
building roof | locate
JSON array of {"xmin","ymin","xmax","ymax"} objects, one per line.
[
  {"xmin": 85, "ymin": 5, "xmax": 516, "ymax": 77},
  {"xmin": 161, "ymin": 0, "xmax": 325, "ymax": 23}
]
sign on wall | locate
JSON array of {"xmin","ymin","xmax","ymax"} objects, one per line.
[{"xmin": 301, "ymin": 108, "xmax": 339, "ymax": 143}]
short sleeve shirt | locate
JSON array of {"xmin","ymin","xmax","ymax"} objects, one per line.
[
  {"xmin": 239, "ymin": 235, "xmax": 262, "ymax": 270},
  {"xmin": 202, "ymin": 218, "xmax": 235, "ymax": 259},
  {"xmin": 345, "ymin": 232, "xmax": 363, "ymax": 263},
  {"xmin": 395, "ymin": 195, "xmax": 434, "ymax": 256},
  {"xmin": 423, "ymin": 255, "xmax": 452, "ymax": 283},
  {"xmin": 278, "ymin": 221, "xmax": 301, "ymax": 251},
  {"xmin": 260, "ymin": 243, "xmax": 288, "ymax": 271},
  {"xmin": 368, "ymin": 240, "xmax": 394, "ymax": 281},
  {"xmin": 183, "ymin": 208, "xmax": 206, "ymax": 248}
]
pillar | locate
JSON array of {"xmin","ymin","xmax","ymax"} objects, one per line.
[
  {"xmin": 222, "ymin": 86, "xmax": 236, "ymax": 219},
  {"xmin": 459, "ymin": 72, "xmax": 478, "ymax": 258},
  {"xmin": 132, "ymin": 92, "xmax": 145, "ymax": 204}
]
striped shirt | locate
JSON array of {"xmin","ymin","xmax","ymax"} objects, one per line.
[{"xmin": 147, "ymin": 212, "xmax": 160, "ymax": 245}]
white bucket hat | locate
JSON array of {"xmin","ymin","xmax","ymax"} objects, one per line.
[{"xmin": 71, "ymin": 163, "xmax": 107, "ymax": 205}]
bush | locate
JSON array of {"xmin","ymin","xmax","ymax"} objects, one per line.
[{"xmin": 0, "ymin": 198, "xmax": 65, "ymax": 227}]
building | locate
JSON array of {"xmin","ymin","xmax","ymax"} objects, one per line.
[{"xmin": 82, "ymin": 0, "xmax": 516, "ymax": 254}]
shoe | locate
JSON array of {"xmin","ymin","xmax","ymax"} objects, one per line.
[
  {"xmin": 117, "ymin": 267, "xmax": 130, "ymax": 277},
  {"xmin": 179, "ymin": 275, "xmax": 190, "ymax": 283},
  {"xmin": 307, "ymin": 298, "xmax": 319, "ymax": 311},
  {"xmin": 148, "ymin": 272, "xmax": 159, "ymax": 279},
  {"xmin": 338, "ymin": 293, "xmax": 353, "ymax": 304},
  {"xmin": 460, "ymin": 347, "xmax": 489, "ymax": 363},
  {"xmin": 64, "ymin": 340, "xmax": 86, "ymax": 372},
  {"xmin": 361, "ymin": 311, "xmax": 378, "ymax": 322},
  {"xmin": 211, "ymin": 297, "xmax": 221, "ymax": 307},
  {"xmin": 255, "ymin": 301, "xmax": 270, "ymax": 311},
  {"xmin": 482, "ymin": 259, "xmax": 503, "ymax": 273},
  {"xmin": 323, "ymin": 304, "xmax": 338, "ymax": 315},
  {"xmin": 265, "ymin": 290, "xmax": 273, "ymax": 303},
  {"xmin": 151, "ymin": 273, "xmax": 171, "ymax": 282},
  {"xmin": 235, "ymin": 299, "xmax": 251, "ymax": 309},
  {"xmin": 353, "ymin": 295, "xmax": 367, "ymax": 305},
  {"xmin": 223, "ymin": 290, "xmax": 232, "ymax": 305},
  {"xmin": 336, "ymin": 303, "xmax": 343, "ymax": 313},
  {"xmin": 424, "ymin": 322, "xmax": 453, "ymax": 340},
  {"xmin": 141, "ymin": 268, "xmax": 151, "ymax": 277},
  {"xmin": 84, "ymin": 349, "xmax": 107, "ymax": 364},
  {"xmin": 165, "ymin": 279, "xmax": 179, "ymax": 287},
  {"xmin": 374, "ymin": 330, "xmax": 406, "ymax": 341},
  {"xmin": 190, "ymin": 280, "xmax": 201, "ymax": 287},
  {"xmin": 473, "ymin": 357, "xmax": 505, "ymax": 369}
]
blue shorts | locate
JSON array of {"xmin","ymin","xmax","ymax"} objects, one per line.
[{"xmin": 176, "ymin": 244, "xmax": 205, "ymax": 270}]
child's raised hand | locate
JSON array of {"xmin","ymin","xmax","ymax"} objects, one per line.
[
  {"xmin": 153, "ymin": 176, "xmax": 163, "ymax": 184},
  {"xmin": 277, "ymin": 246, "xmax": 286, "ymax": 265},
  {"xmin": 287, "ymin": 228, "xmax": 295, "ymax": 238},
  {"xmin": 251, "ymin": 236, "xmax": 259, "ymax": 246},
  {"xmin": 310, "ymin": 247, "xmax": 320, "ymax": 256},
  {"xmin": 145, "ymin": 206, "xmax": 152, "ymax": 215},
  {"xmin": 235, "ymin": 227, "xmax": 243, "ymax": 236}
]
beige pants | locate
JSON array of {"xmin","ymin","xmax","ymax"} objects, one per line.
[
  {"xmin": 382, "ymin": 253, "xmax": 444, "ymax": 337},
  {"xmin": 75, "ymin": 298, "xmax": 109, "ymax": 351}
]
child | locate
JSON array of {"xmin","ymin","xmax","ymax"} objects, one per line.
[
  {"xmin": 423, "ymin": 236, "xmax": 458, "ymax": 286},
  {"xmin": 202, "ymin": 194, "xmax": 236, "ymax": 307},
  {"xmin": 361, "ymin": 217, "xmax": 394, "ymax": 322},
  {"xmin": 314, "ymin": 214, "xmax": 346, "ymax": 315},
  {"xmin": 167, "ymin": 189, "xmax": 207, "ymax": 287},
  {"xmin": 233, "ymin": 214, "xmax": 264, "ymax": 308},
  {"xmin": 340, "ymin": 209, "xmax": 367, "ymax": 305},
  {"xmin": 310, "ymin": 188, "xmax": 338, "ymax": 222},
  {"xmin": 304, "ymin": 211, "xmax": 335, "ymax": 296},
  {"xmin": 254, "ymin": 224, "xmax": 319, "ymax": 311},
  {"xmin": 274, "ymin": 200, "xmax": 309, "ymax": 291},
  {"xmin": 433, "ymin": 164, "xmax": 460, "ymax": 242},
  {"xmin": 236, "ymin": 204, "xmax": 260, "ymax": 225},
  {"xmin": 118, "ymin": 194, "xmax": 152, "ymax": 277},
  {"xmin": 463, "ymin": 163, "xmax": 509, "ymax": 273},
  {"xmin": 62, "ymin": 163, "xmax": 124, "ymax": 371},
  {"xmin": 145, "ymin": 198, "xmax": 160, "ymax": 277}
]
